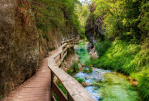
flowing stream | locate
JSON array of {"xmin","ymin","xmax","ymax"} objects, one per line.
[{"xmin": 73, "ymin": 42, "xmax": 141, "ymax": 101}]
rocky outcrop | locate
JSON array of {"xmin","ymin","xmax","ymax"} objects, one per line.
[
  {"xmin": 0, "ymin": 0, "xmax": 39, "ymax": 98},
  {"xmin": 89, "ymin": 47, "xmax": 99, "ymax": 59},
  {"xmin": 60, "ymin": 47, "xmax": 79, "ymax": 71},
  {"xmin": 85, "ymin": 3, "xmax": 104, "ymax": 50},
  {"xmin": 39, "ymin": 27, "xmax": 79, "ymax": 60}
]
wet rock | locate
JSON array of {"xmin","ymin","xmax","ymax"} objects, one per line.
[
  {"xmin": 89, "ymin": 47, "xmax": 99, "ymax": 59},
  {"xmin": 85, "ymin": 42, "xmax": 92, "ymax": 51},
  {"xmin": 81, "ymin": 82, "xmax": 92, "ymax": 87},
  {"xmin": 79, "ymin": 64, "xmax": 84, "ymax": 71},
  {"xmin": 82, "ymin": 64, "xmax": 86, "ymax": 67}
]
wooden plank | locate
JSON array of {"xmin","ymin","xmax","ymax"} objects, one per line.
[
  {"xmin": 48, "ymin": 58, "xmax": 56, "ymax": 66},
  {"xmin": 56, "ymin": 59, "xmax": 62, "ymax": 67},
  {"xmin": 52, "ymin": 81, "xmax": 67, "ymax": 101},
  {"xmin": 62, "ymin": 47, "xmax": 68, "ymax": 55},
  {"xmin": 61, "ymin": 51, "xmax": 67, "ymax": 62},
  {"xmin": 52, "ymin": 96, "xmax": 56, "ymax": 101},
  {"xmin": 49, "ymin": 66, "xmax": 73, "ymax": 82},
  {"xmin": 49, "ymin": 38, "xmax": 97, "ymax": 101},
  {"xmin": 62, "ymin": 81, "xmax": 97, "ymax": 101},
  {"xmin": 51, "ymin": 72, "xmax": 54, "ymax": 97},
  {"xmin": 49, "ymin": 66, "xmax": 97, "ymax": 101}
]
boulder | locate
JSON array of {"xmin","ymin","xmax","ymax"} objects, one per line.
[
  {"xmin": 89, "ymin": 47, "xmax": 99, "ymax": 59},
  {"xmin": 81, "ymin": 82, "xmax": 92, "ymax": 87},
  {"xmin": 85, "ymin": 42, "xmax": 92, "ymax": 51}
]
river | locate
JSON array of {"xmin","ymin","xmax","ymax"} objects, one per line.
[{"xmin": 73, "ymin": 42, "xmax": 141, "ymax": 101}]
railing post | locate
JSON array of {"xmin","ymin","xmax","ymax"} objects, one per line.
[{"xmin": 60, "ymin": 51, "xmax": 64, "ymax": 62}]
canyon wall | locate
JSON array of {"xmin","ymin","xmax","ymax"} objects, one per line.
[
  {"xmin": 0, "ymin": 0, "xmax": 79, "ymax": 99},
  {"xmin": 0, "ymin": 0, "xmax": 39, "ymax": 98},
  {"xmin": 85, "ymin": 4, "xmax": 104, "ymax": 49}
]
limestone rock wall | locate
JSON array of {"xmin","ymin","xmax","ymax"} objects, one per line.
[
  {"xmin": 0, "ymin": 0, "xmax": 39, "ymax": 98},
  {"xmin": 0, "ymin": 0, "xmax": 79, "ymax": 99},
  {"xmin": 39, "ymin": 28, "xmax": 77, "ymax": 60},
  {"xmin": 85, "ymin": 4, "xmax": 104, "ymax": 50}
]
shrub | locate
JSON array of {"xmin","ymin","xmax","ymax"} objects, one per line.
[
  {"xmin": 84, "ymin": 60, "xmax": 93, "ymax": 73},
  {"xmin": 74, "ymin": 77, "xmax": 85, "ymax": 83},
  {"xmin": 71, "ymin": 61, "xmax": 79, "ymax": 72},
  {"xmin": 83, "ymin": 68, "xmax": 88, "ymax": 73},
  {"xmin": 93, "ymin": 38, "xmax": 149, "ymax": 100},
  {"xmin": 67, "ymin": 69, "xmax": 74, "ymax": 75},
  {"xmin": 95, "ymin": 40, "xmax": 111, "ymax": 57}
]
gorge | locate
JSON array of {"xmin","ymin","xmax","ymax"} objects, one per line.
[{"xmin": 0, "ymin": 0, "xmax": 149, "ymax": 101}]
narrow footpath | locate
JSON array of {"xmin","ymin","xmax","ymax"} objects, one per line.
[{"xmin": 3, "ymin": 49, "xmax": 60, "ymax": 101}]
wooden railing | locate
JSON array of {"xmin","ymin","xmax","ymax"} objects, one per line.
[{"xmin": 48, "ymin": 38, "xmax": 97, "ymax": 101}]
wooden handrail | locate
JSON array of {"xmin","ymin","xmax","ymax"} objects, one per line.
[{"xmin": 48, "ymin": 38, "xmax": 97, "ymax": 101}]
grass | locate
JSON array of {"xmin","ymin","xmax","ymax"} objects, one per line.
[
  {"xmin": 94, "ymin": 38, "xmax": 149, "ymax": 100},
  {"xmin": 138, "ymin": 69, "xmax": 149, "ymax": 100}
]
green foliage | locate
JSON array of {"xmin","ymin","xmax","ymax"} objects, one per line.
[
  {"xmin": 138, "ymin": 70, "xmax": 149, "ymax": 100},
  {"xmin": 92, "ymin": 0, "xmax": 149, "ymax": 100},
  {"xmin": 94, "ymin": 38, "xmax": 149, "ymax": 100},
  {"xmin": 50, "ymin": 47, "xmax": 55, "ymax": 51},
  {"xmin": 138, "ymin": 1, "xmax": 149, "ymax": 38},
  {"xmin": 95, "ymin": 39, "xmax": 111, "ymax": 57},
  {"xmin": 83, "ymin": 68, "xmax": 88, "ymax": 73},
  {"xmin": 57, "ymin": 84, "xmax": 67, "ymax": 96},
  {"xmin": 93, "ymin": 0, "xmax": 148, "ymax": 42},
  {"xmin": 96, "ymin": 73, "xmax": 141, "ymax": 101},
  {"xmin": 54, "ymin": 83, "xmax": 67, "ymax": 101},
  {"xmin": 71, "ymin": 61, "xmax": 79, "ymax": 72},
  {"xmin": 80, "ymin": 28, "xmax": 86, "ymax": 39},
  {"xmin": 67, "ymin": 69, "xmax": 74, "ymax": 74},
  {"xmin": 33, "ymin": 48, "xmax": 35, "ymax": 51},
  {"xmin": 75, "ymin": 4, "xmax": 90, "ymax": 39},
  {"xmin": 32, "ymin": 0, "xmax": 81, "ymax": 38},
  {"xmin": 84, "ymin": 60, "xmax": 93, "ymax": 73},
  {"xmin": 42, "ymin": 33, "xmax": 49, "ymax": 41},
  {"xmin": 74, "ymin": 77, "xmax": 85, "ymax": 83}
]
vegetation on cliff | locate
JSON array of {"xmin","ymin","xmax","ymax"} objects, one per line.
[
  {"xmin": 88, "ymin": 0, "xmax": 149, "ymax": 100},
  {"xmin": 31, "ymin": 0, "xmax": 81, "ymax": 39},
  {"xmin": 75, "ymin": 4, "xmax": 90, "ymax": 39},
  {"xmin": 0, "ymin": 0, "xmax": 84, "ymax": 99}
]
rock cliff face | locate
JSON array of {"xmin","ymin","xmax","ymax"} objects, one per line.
[
  {"xmin": 0, "ymin": 0, "xmax": 39, "ymax": 98},
  {"xmin": 39, "ymin": 28, "xmax": 77, "ymax": 60},
  {"xmin": 85, "ymin": 4, "xmax": 104, "ymax": 50},
  {"xmin": 0, "ymin": 0, "xmax": 79, "ymax": 99}
]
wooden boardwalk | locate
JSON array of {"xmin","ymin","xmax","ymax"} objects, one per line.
[
  {"xmin": 3, "ymin": 49, "xmax": 59, "ymax": 101},
  {"xmin": 3, "ymin": 39, "xmax": 97, "ymax": 101}
]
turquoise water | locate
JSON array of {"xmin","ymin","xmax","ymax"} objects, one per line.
[
  {"xmin": 74, "ymin": 42, "xmax": 90, "ymax": 64},
  {"xmin": 73, "ymin": 42, "xmax": 141, "ymax": 101}
]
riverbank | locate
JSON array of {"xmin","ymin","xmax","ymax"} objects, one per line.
[
  {"xmin": 93, "ymin": 39, "xmax": 149, "ymax": 100},
  {"xmin": 70, "ymin": 41, "xmax": 142, "ymax": 101}
]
